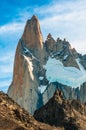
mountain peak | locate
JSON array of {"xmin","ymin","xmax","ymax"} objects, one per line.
[
  {"xmin": 31, "ymin": 15, "xmax": 38, "ymax": 21},
  {"xmin": 54, "ymin": 90, "xmax": 63, "ymax": 101},
  {"xmin": 22, "ymin": 15, "xmax": 43, "ymax": 49},
  {"xmin": 47, "ymin": 33, "xmax": 52, "ymax": 39}
]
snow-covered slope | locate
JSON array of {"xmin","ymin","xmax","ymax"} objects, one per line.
[{"xmin": 44, "ymin": 57, "xmax": 86, "ymax": 88}]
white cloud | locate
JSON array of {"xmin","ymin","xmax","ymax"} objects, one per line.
[
  {"xmin": 37, "ymin": 0, "xmax": 86, "ymax": 54},
  {"xmin": 0, "ymin": 22, "xmax": 25, "ymax": 34},
  {"xmin": 0, "ymin": 77, "xmax": 12, "ymax": 92},
  {"xmin": 0, "ymin": 52, "xmax": 14, "ymax": 80},
  {"xmin": 71, "ymin": 40, "xmax": 86, "ymax": 54},
  {"xmin": 0, "ymin": 64, "xmax": 13, "ymax": 74},
  {"xmin": 0, "ymin": 80, "xmax": 12, "ymax": 88},
  {"xmin": 39, "ymin": 0, "xmax": 86, "ymax": 31},
  {"xmin": 0, "ymin": 53, "xmax": 14, "ymax": 62}
]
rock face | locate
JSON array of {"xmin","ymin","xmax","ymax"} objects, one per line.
[
  {"xmin": 42, "ymin": 82, "xmax": 86, "ymax": 106},
  {"xmin": 34, "ymin": 90, "xmax": 86, "ymax": 130},
  {"xmin": 80, "ymin": 54, "xmax": 86, "ymax": 69},
  {"xmin": 8, "ymin": 15, "xmax": 86, "ymax": 114},
  {"xmin": 22, "ymin": 15, "xmax": 43, "ymax": 49},
  {"xmin": 7, "ymin": 15, "xmax": 44, "ymax": 114}
]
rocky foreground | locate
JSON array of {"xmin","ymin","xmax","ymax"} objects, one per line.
[
  {"xmin": 0, "ymin": 91, "xmax": 61, "ymax": 130},
  {"xmin": 34, "ymin": 90, "xmax": 86, "ymax": 130},
  {"xmin": 0, "ymin": 90, "xmax": 86, "ymax": 130}
]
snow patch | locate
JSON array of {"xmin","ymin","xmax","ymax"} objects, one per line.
[
  {"xmin": 23, "ymin": 46, "xmax": 39, "ymax": 62},
  {"xmin": 63, "ymin": 55, "xmax": 68, "ymax": 60},
  {"xmin": 23, "ymin": 55, "xmax": 34, "ymax": 80},
  {"xmin": 39, "ymin": 76, "xmax": 44, "ymax": 80},
  {"xmin": 51, "ymin": 50, "xmax": 62, "ymax": 58},
  {"xmin": 38, "ymin": 85, "xmax": 47, "ymax": 93},
  {"xmin": 44, "ymin": 57, "xmax": 86, "ymax": 88},
  {"xmin": 24, "ymin": 47, "xmax": 30, "ymax": 53},
  {"xmin": 24, "ymin": 47, "xmax": 34, "ymax": 58}
]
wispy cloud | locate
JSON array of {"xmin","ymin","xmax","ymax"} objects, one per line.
[
  {"xmin": 0, "ymin": 52, "xmax": 14, "ymax": 85},
  {"xmin": 39, "ymin": 0, "xmax": 86, "ymax": 32},
  {"xmin": 37, "ymin": 0, "xmax": 86, "ymax": 54},
  {"xmin": 0, "ymin": 53, "xmax": 14, "ymax": 62},
  {"xmin": 0, "ymin": 79, "xmax": 12, "ymax": 88},
  {"xmin": 0, "ymin": 22, "xmax": 25, "ymax": 34},
  {"xmin": 0, "ymin": 64, "xmax": 13, "ymax": 74},
  {"xmin": 0, "ymin": 77, "xmax": 12, "ymax": 92},
  {"xmin": 0, "ymin": 57, "xmax": 13, "ymax": 92}
]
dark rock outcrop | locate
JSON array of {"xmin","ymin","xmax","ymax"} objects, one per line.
[{"xmin": 34, "ymin": 90, "xmax": 86, "ymax": 130}]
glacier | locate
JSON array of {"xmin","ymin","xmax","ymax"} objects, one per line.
[{"xmin": 44, "ymin": 57, "xmax": 86, "ymax": 88}]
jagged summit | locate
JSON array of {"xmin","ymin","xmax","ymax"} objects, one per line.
[
  {"xmin": 47, "ymin": 33, "xmax": 52, "ymax": 39},
  {"xmin": 31, "ymin": 15, "xmax": 38, "ymax": 21},
  {"xmin": 22, "ymin": 15, "xmax": 43, "ymax": 49}
]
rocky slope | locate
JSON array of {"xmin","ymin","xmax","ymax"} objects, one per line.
[
  {"xmin": 8, "ymin": 15, "xmax": 86, "ymax": 114},
  {"xmin": 34, "ymin": 90, "xmax": 86, "ymax": 130},
  {"xmin": 1, "ymin": 90, "xmax": 86, "ymax": 130},
  {"xmin": 0, "ymin": 91, "xmax": 61, "ymax": 130}
]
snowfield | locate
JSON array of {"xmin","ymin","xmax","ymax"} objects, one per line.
[{"xmin": 44, "ymin": 57, "xmax": 86, "ymax": 88}]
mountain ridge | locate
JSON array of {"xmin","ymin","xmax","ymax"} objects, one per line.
[{"xmin": 7, "ymin": 15, "xmax": 86, "ymax": 114}]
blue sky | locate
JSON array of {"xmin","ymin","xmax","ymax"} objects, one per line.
[{"xmin": 0, "ymin": 0, "xmax": 86, "ymax": 92}]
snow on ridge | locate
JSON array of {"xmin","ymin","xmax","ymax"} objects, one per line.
[
  {"xmin": 23, "ymin": 46, "xmax": 39, "ymax": 62},
  {"xmin": 23, "ymin": 55, "xmax": 34, "ymax": 81},
  {"xmin": 38, "ymin": 85, "xmax": 47, "ymax": 93},
  {"xmin": 44, "ymin": 57, "xmax": 86, "ymax": 88},
  {"xmin": 63, "ymin": 55, "xmax": 68, "ymax": 60}
]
